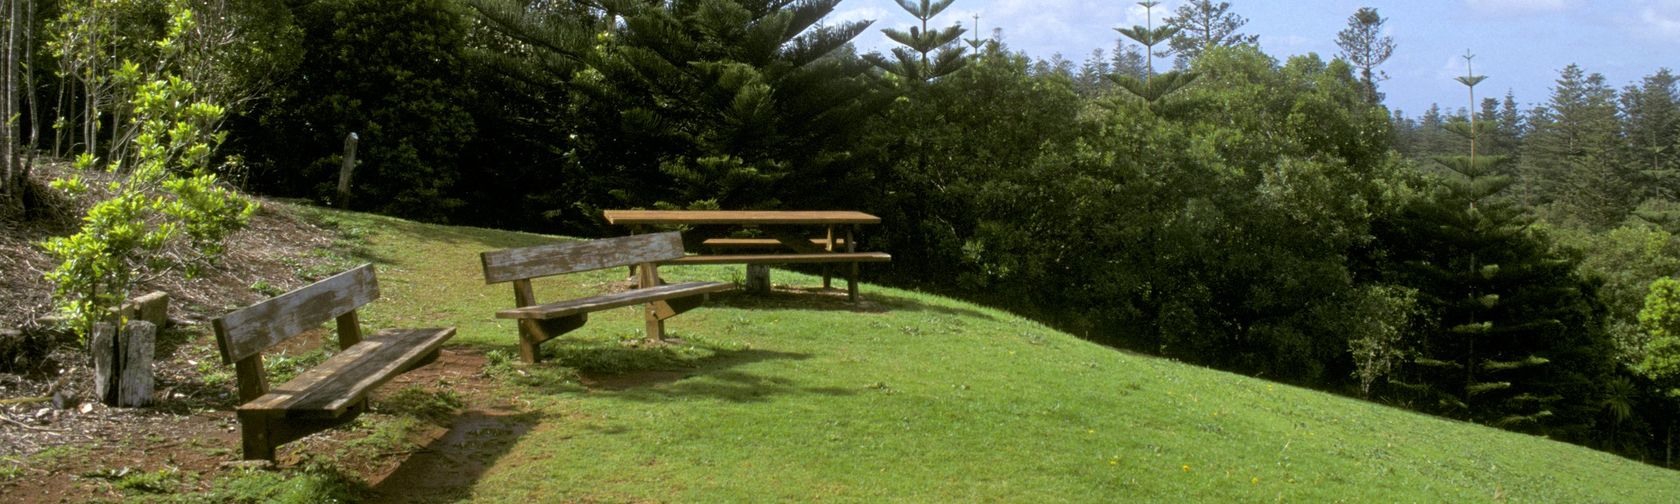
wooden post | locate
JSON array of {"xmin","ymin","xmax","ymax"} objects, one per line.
[
  {"xmin": 336, "ymin": 132, "xmax": 359, "ymax": 209},
  {"xmin": 335, "ymin": 310, "xmax": 362, "ymax": 349},
  {"xmin": 638, "ymin": 262, "xmax": 666, "ymax": 342}
]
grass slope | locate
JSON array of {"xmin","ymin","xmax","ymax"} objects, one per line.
[{"xmin": 309, "ymin": 207, "xmax": 1680, "ymax": 502}]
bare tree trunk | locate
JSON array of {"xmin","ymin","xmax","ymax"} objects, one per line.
[
  {"xmin": 3, "ymin": 0, "xmax": 19, "ymax": 207},
  {"xmin": 51, "ymin": 57, "xmax": 62, "ymax": 157},
  {"xmin": 24, "ymin": 0, "xmax": 38, "ymax": 151},
  {"xmin": 21, "ymin": 0, "xmax": 35, "ymax": 181}
]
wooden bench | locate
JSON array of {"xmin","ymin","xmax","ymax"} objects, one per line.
[
  {"xmin": 211, "ymin": 264, "xmax": 455, "ymax": 461},
  {"xmin": 480, "ymin": 232, "xmax": 734, "ymax": 363}
]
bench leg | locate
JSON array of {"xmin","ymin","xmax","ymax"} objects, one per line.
[
  {"xmin": 238, "ymin": 413, "xmax": 276, "ymax": 461},
  {"xmin": 518, "ymin": 314, "xmax": 588, "ymax": 364},
  {"xmin": 645, "ymin": 310, "xmax": 666, "ymax": 343},
  {"xmin": 517, "ymin": 325, "xmax": 541, "ymax": 364}
]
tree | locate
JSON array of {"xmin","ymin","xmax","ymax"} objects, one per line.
[
  {"xmin": 1525, "ymin": 64, "xmax": 1632, "ymax": 228},
  {"xmin": 1074, "ymin": 48, "xmax": 1111, "ymax": 97},
  {"xmin": 1110, "ymin": 1, "xmax": 1197, "ymax": 108},
  {"xmin": 2, "ymin": 0, "xmax": 20, "ymax": 215},
  {"xmin": 1164, "ymin": 0, "xmax": 1257, "ymax": 68},
  {"xmin": 471, "ymin": 0, "xmax": 882, "ymax": 213},
  {"xmin": 868, "ymin": 0, "xmax": 966, "ymax": 82},
  {"xmin": 1335, "ymin": 7, "xmax": 1395, "ymax": 105},
  {"xmin": 1379, "ymin": 59, "xmax": 1612, "ymax": 438},
  {"xmin": 1622, "ymin": 69, "xmax": 1680, "ymax": 198},
  {"xmin": 252, "ymin": 0, "xmax": 474, "ymax": 221},
  {"xmin": 1110, "ymin": 37, "xmax": 1148, "ymax": 81}
]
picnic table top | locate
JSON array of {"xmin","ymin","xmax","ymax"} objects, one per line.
[{"xmin": 603, "ymin": 210, "xmax": 882, "ymax": 225}]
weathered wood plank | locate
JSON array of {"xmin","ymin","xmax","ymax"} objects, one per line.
[
  {"xmin": 653, "ymin": 294, "xmax": 706, "ymax": 321},
  {"xmin": 603, "ymin": 210, "xmax": 882, "ymax": 225},
  {"xmin": 239, "ymin": 327, "xmax": 455, "ymax": 416},
  {"xmin": 702, "ymin": 238, "xmax": 850, "ymax": 248},
  {"xmin": 663, "ymin": 252, "xmax": 892, "ymax": 265},
  {"xmin": 480, "ymin": 232, "xmax": 685, "ymax": 284},
  {"xmin": 212, "ymin": 264, "xmax": 380, "ymax": 365},
  {"xmin": 495, "ymin": 281, "xmax": 734, "ymax": 320}
]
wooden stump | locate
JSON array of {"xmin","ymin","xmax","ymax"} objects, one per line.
[
  {"xmin": 121, "ymin": 291, "xmax": 169, "ymax": 328},
  {"xmin": 746, "ymin": 264, "xmax": 771, "ymax": 294},
  {"xmin": 120, "ymin": 321, "xmax": 155, "ymax": 407},
  {"xmin": 92, "ymin": 321, "xmax": 156, "ymax": 407}
]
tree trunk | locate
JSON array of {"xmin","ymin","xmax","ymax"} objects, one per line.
[
  {"xmin": 3, "ymin": 0, "xmax": 17, "ymax": 206},
  {"xmin": 21, "ymin": 0, "xmax": 36, "ymax": 182}
]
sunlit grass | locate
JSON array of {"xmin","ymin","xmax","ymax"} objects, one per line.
[{"xmin": 300, "ymin": 206, "xmax": 1680, "ymax": 502}]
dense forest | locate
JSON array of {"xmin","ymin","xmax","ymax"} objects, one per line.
[{"xmin": 3, "ymin": 0, "xmax": 1679, "ymax": 468}]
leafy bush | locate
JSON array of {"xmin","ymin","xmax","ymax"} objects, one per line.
[{"xmin": 42, "ymin": 1, "xmax": 256, "ymax": 340}]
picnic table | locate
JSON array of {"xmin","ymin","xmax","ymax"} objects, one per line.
[{"xmin": 602, "ymin": 210, "xmax": 892, "ymax": 301}]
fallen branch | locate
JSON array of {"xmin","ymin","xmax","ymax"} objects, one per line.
[
  {"xmin": 0, "ymin": 413, "xmax": 61, "ymax": 432},
  {"xmin": 0, "ymin": 396, "xmax": 49, "ymax": 406}
]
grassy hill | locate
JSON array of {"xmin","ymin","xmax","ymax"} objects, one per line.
[{"xmin": 281, "ymin": 207, "xmax": 1680, "ymax": 501}]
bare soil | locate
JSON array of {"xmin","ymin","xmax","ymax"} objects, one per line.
[{"xmin": 0, "ymin": 345, "xmax": 525, "ymax": 503}]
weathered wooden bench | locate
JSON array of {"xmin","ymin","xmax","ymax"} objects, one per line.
[
  {"xmin": 480, "ymin": 231, "xmax": 734, "ymax": 363},
  {"xmin": 211, "ymin": 264, "xmax": 455, "ymax": 461}
]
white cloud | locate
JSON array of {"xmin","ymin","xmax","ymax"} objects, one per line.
[
  {"xmin": 1635, "ymin": 0, "xmax": 1680, "ymax": 40},
  {"xmin": 1465, "ymin": 0, "xmax": 1577, "ymax": 15}
]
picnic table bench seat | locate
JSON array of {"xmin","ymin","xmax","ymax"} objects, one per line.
[
  {"xmin": 481, "ymin": 232, "xmax": 733, "ymax": 363},
  {"xmin": 664, "ymin": 252, "xmax": 893, "ymax": 265},
  {"xmin": 212, "ymin": 264, "xmax": 454, "ymax": 461},
  {"xmin": 701, "ymin": 237, "xmax": 849, "ymax": 249}
]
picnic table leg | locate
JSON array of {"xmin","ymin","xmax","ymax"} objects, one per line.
[
  {"xmin": 847, "ymin": 225, "xmax": 859, "ymax": 302},
  {"xmin": 627, "ymin": 225, "xmax": 645, "ymax": 285},
  {"xmin": 823, "ymin": 225, "xmax": 834, "ymax": 289}
]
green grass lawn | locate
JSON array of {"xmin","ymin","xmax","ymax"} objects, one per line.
[{"xmin": 303, "ymin": 207, "xmax": 1680, "ymax": 502}]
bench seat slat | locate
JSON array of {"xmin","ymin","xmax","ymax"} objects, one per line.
[
  {"xmin": 495, "ymin": 281, "xmax": 734, "ymax": 320},
  {"xmin": 239, "ymin": 327, "xmax": 455, "ymax": 417},
  {"xmin": 702, "ymin": 238, "xmax": 850, "ymax": 248},
  {"xmin": 663, "ymin": 252, "xmax": 892, "ymax": 265}
]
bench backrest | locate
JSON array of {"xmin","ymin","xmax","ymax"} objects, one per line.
[
  {"xmin": 480, "ymin": 232, "xmax": 686, "ymax": 284},
  {"xmin": 212, "ymin": 264, "xmax": 380, "ymax": 365}
]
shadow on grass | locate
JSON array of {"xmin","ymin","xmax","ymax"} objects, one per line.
[
  {"xmin": 707, "ymin": 288, "xmax": 996, "ymax": 321},
  {"xmin": 596, "ymin": 369, "xmax": 860, "ymax": 404},
  {"xmin": 534, "ymin": 341, "xmax": 853, "ymax": 404},
  {"xmin": 366, "ymin": 409, "xmax": 546, "ymax": 503}
]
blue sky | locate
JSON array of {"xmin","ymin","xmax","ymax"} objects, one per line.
[{"xmin": 829, "ymin": 0, "xmax": 1680, "ymax": 116}]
